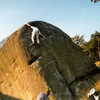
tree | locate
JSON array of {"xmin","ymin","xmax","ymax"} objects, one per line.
[
  {"xmin": 71, "ymin": 35, "xmax": 85, "ymax": 47},
  {"xmin": 72, "ymin": 32, "xmax": 100, "ymax": 62},
  {"xmin": 81, "ymin": 31, "xmax": 100, "ymax": 61},
  {"xmin": 91, "ymin": 0, "xmax": 100, "ymax": 3}
]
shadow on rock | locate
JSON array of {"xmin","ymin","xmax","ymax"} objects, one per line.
[{"xmin": 0, "ymin": 92, "xmax": 20, "ymax": 100}]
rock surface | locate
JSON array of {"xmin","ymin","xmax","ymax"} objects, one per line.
[{"xmin": 0, "ymin": 21, "xmax": 99, "ymax": 100}]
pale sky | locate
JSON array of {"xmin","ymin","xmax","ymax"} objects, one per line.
[{"xmin": 0, "ymin": 0, "xmax": 100, "ymax": 41}]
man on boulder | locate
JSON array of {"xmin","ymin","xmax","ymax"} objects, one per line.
[{"xmin": 26, "ymin": 23, "xmax": 45, "ymax": 44}]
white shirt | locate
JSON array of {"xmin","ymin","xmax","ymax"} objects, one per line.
[
  {"xmin": 26, "ymin": 24, "xmax": 42, "ymax": 44},
  {"xmin": 87, "ymin": 88, "xmax": 100, "ymax": 100}
]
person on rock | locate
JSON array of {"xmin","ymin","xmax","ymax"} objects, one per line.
[
  {"xmin": 87, "ymin": 88, "xmax": 100, "ymax": 100},
  {"xmin": 36, "ymin": 90, "xmax": 50, "ymax": 100},
  {"xmin": 26, "ymin": 23, "xmax": 45, "ymax": 44}
]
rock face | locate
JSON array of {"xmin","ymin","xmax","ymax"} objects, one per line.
[{"xmin": 0, "ymin": 21, "xmax": 99, "ymax": 100}]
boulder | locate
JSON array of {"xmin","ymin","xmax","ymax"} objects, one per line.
[{"xmin": 0, "ymin": 21, "xmax": 99, "ymax": 100}]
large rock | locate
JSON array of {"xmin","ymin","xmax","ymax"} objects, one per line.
[{"xmin": 0, "ymin": 21, "xmax": 99, "ymax": 100}]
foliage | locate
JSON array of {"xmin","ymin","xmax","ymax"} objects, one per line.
[
  {"xmin": 81, "ymin": 31, "xmax": 100, "ymax": 61},
  {"xmin": 71, "ymin": 35, "xmax": 85, "ymax": 47},
  {"xmin": 71, "ymin": 32, "xmax": 100, "ymax": 62},
  {"xmin": 91, "ymin": 0, "xmax": 100, "ymax": 3}
]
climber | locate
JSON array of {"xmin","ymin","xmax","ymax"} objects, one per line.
[
  {"xmin": 36, "ymin": 90, "xmax": 50, "ymax": 100},
  {"xmin": 26, "ymin": 23, "xmax": 45, "ymax": 44},
  {"xmin": 87, "ymin": 88, "xmax": 100, "ymax": 100}
]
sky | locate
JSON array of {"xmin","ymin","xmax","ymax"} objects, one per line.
[{"xmin": 0, "ymin": 0, "xmax": 100, "ymax": 41}]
